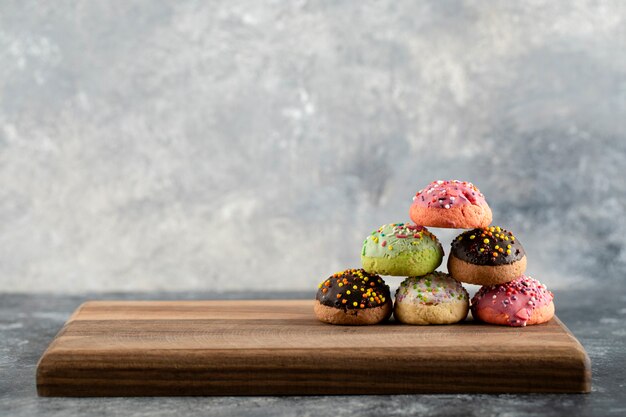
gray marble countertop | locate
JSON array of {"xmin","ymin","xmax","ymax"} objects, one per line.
[{"xmin": 1, "ymin": 289, "xmax": 624, "ymax": 417}]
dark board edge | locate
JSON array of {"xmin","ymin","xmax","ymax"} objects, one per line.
[
  {"xmin": 551, "ymin": 316, "xmax": 592, "ymax": 393},
  {"xmin": 36, "ymin": 346, "xmax": 592, "ymax": 396},
  {"xmin": 36, "ymin": 301, "xmax": 91, "ymax": 396}
]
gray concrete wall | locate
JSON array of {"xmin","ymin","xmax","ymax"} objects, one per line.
[{"xmin": 1, "ymin": 1, "xmax": 624, "ymax": 293}]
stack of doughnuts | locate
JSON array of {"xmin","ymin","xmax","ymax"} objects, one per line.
[{"xmin": 314, "ymin": 179, "xmax": 555, "ymax": 327}]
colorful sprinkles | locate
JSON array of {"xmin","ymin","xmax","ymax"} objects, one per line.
[
  {"xmin": 396, "ymin": 272, "xmax": 468, "ymax": 306},
  {"xmin": 361, "ymin": 223, "xmax": 442, "ymax": 257},
  {"xmin": 471, "ymin": 275, "xmax": 553, "ymax": 327},
  {"xmin": 412, "ymin": 180, "xmax": 486, "ymax": 209},
  {"xmin": 316, "ymin": 269, "xmax": 390, "ymax": 310},
  {"xmin": 451, "ymin": 226, "xmax": 525, "ymax": 266}
]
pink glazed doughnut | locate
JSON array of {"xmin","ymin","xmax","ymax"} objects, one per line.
[
  {"xmin": 409, "ymin": 180, "xmax": 492, "ymax": 229},
  {"xmin": 471, "ymin": 275, "xmax": 555, "ymax": 327}
]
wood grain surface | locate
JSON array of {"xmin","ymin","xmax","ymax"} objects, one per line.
[{"xmin": 36, "ymin": 300, "xmax": 591, "ymax": 396}]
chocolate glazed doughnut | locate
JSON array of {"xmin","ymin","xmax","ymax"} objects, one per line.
[
  {"xmin": 448, "ymin": 226, "xmax": 527, "ymax": 285},
  {"xmin": 314, "ymin": 269, "xmax": 392, "ymax": 325}
]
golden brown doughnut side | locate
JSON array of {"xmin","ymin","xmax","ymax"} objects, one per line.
[
  {"xmin": 313, "ymin": 300, "xmax": 392, "ymax": 325},
  {"xmin": 409, "ymin": 204, "xmax": 492, "ymax": 229},
  {"xmin": 394, "ymin": 299, "xmax": 469, "ymax": 325},
  {"xmin": 447, "ymin": 254, "xmax": 527, "ymax": 285}
]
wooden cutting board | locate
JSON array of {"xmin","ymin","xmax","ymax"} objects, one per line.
[{"xmin": 36, "ymin": 300, "xmax": 591, "ymax": 396}]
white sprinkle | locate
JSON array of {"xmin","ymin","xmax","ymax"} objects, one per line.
[
  {"xmin": 437, "ymin": 180, "xmax": 444, "ymax": 184},
  {"xmin": 492, "ymin": 295, "xmax": 497, "ymax": 299},
  {"xmin": 450, "ymin": 197, "xmax": 456, "ymax": 201},
  {"xmin": 444, "ymin": 204, "xmax": 450, "ymax": 209},
  {"xmin": 412, "ymin": 196, "xmax": 417, "ymax": 201}
]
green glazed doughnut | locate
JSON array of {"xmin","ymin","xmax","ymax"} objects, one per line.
[{"xmin": 361, "ymin": 223, "xmax": 444, "ymax": 277}]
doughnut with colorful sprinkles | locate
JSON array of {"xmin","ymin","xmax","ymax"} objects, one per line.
[
  {"xmin": 471, "ymin": 275, "xmax": 554, "ymax": 327},
  {"xmin": 410, "ymin": 180, "xmax": 492, "ymax": 229},
  {"xmin": 361, "ymin": 222, "xmax": 443, "ymax": 276},
  {"xmin": 448, "ymin": 226, "xmax": 527, "ymax": 285},
  {"xmin": 314, "ymin": 269, "xmax": 392, "ymax": 325},
  {"xmin": 394, "ymin": 272, "xmax": 469, "ymax": 325}
]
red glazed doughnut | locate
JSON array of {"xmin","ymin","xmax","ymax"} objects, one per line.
[
  {"xmin": 409, "ymin": 180, "xmax": 492, "ymax": 229},
  {"xmin": 471, "ymin": 275, "xmax": 554, "ymax": 327}
]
